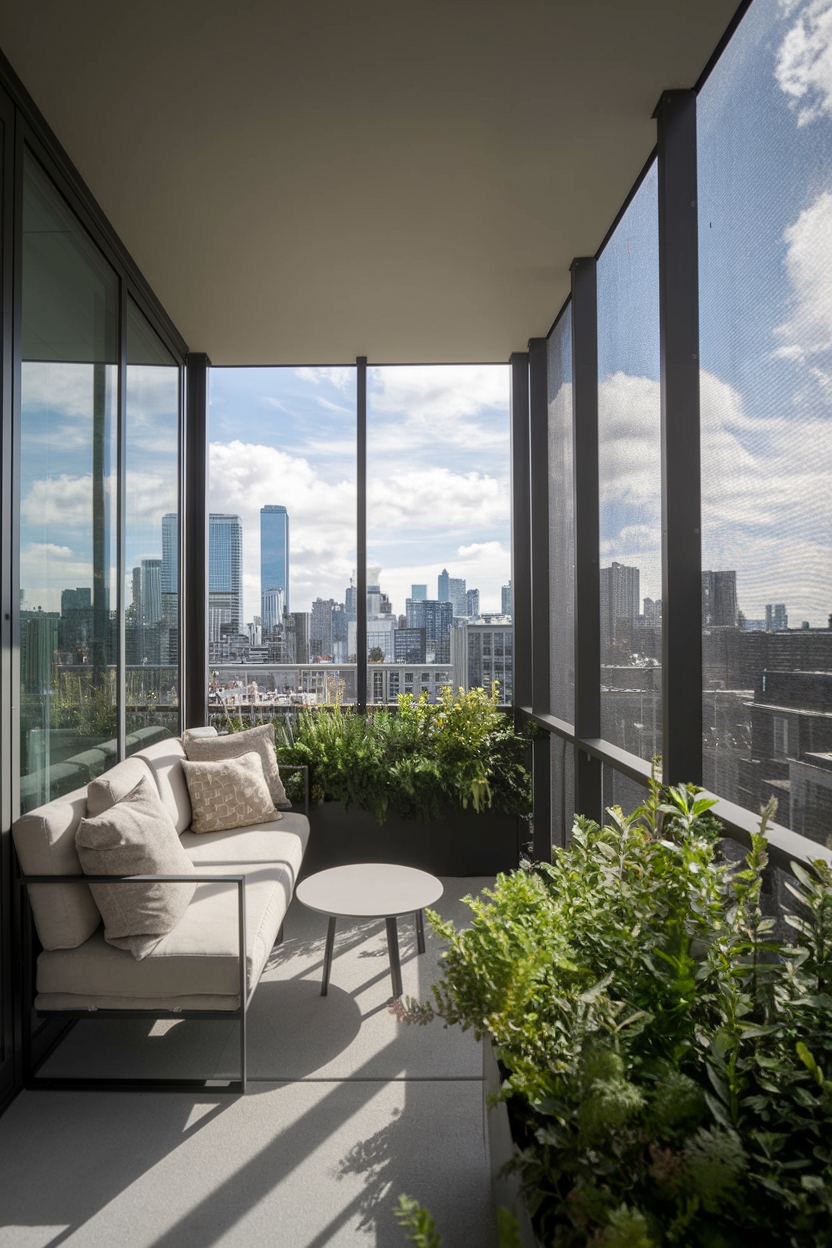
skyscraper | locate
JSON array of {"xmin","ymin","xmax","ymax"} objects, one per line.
[
  {"xmin": 466, "ymin": 588, "xmax": 480, "ymax": 619},
  {"xmin": 261, "ymin": 505, "xmax": 290, "ymax": 616},
  {"xmin": 702, "ymin": 569, "xmax": 738, "ymax": 628},
  {"xmin": 208, "ymin": 513, "xmax": 243, "ymax": 640},
  {"xmin": 161, "ymin": 513, "xmax": 177, "ymax": 594},
  {"xmin": 449, "ymin": 576, "xmax": 467, "ymax": 616},
  {"xmin": 501, "ymin": 581, "xmax": 512, "ymax": 616},
  {"xmin": 411, "ymin": 584, "xmax": 427, "ymax": 601},
  {"xmin": 600, "ymin": 562, "xmax": 640, "ymax": 654},
  {"xmin": 438, "ymin": 568, "xmax": 450, "ymax": 602}
]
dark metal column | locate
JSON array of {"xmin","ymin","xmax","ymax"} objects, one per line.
[
  {"xmin": 184, "ymin": 352, "xmax": 210, "ymax": 729},
  {"xmin": 116, "ymin": 285, "xmax": 127, "ymax": 759},
  {"xmin": 528, "ymin": 337, "xmax": 551, "ymax": 857},
  {"xmin": 510, "ymin": 352, "xmax": 531, "ymax": 709},
  {"xmin": 356, "ymin": 356, "xmax": 367, "ymax": 712},
  {"xmin": 571, "ymin": 258, "xmax": 602, "ymax": 824},
  {"xmin": 655, "ymin": 90, "xmax": 702, "ymax": 786}
]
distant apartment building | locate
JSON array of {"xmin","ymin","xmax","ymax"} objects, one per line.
[
  {"xmin": 600, "ymin": 561, "xmax": 640, "ymax": 655},
  {"xmin": 411, "ymin": 584, "xmax": 427, "ymax": 601},
  {"xmin": 466, "ymin": 588, "xmax": 480, "ymax": 620},
  {"xmin": 450, "ymin": 621, "xmax": 513, "ymax": 703},
  {"xmin": 310, "ymin": 597, "xmax": 337, "ymax": 659},
  {"xmin": 393, "ymin": 627, "xmax": 427, "ymax": 663},
  {"xmin": 260, "ymin": 505, "xmax": 289, "ymax": 616},
  {"xmin": 501, "ymin": 581, "xmax": 512, "ymax": 616},
  {"xmin": 766, "ymin": 603, "xmax": 789, "ymax": 632}
]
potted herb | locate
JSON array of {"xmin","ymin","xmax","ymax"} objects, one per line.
[{"xmin": 399, "ymin": 775, "xmax": 832, "ymax": 1245}]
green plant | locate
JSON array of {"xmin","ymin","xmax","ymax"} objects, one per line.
[
  {"xmin": 270, "ymin": 686, "xmax": 532, "ymax": 824},
  {"xmin": 398, "ymin": 770, "xmax": 832, "ymax": 1246}
]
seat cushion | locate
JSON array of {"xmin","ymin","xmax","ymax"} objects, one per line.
[
  {"xmin": 180, "ymin": 813, "xmax": 309, "ymax": 880},
  {"xmin": 12, "ymin": 786, "xmax": 101, "ymax": 950},
  {"xmin": 37, "ymin": 862, "xmax": 294, "ymax": 1006},
  {"xmin": 134, "ymin": 738, "xmax": 191, "ymax": 833},
  {"xmin": 76, "ymin": 775, "xmax": 196, "ymax": 960}
]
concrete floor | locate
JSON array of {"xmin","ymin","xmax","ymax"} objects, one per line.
[{"xmin": 0, "ymin": 879, "xmax": 498, "ymax": 1248}]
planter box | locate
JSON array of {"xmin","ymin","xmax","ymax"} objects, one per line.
[
  {"xmin": 300, "ymin": 800, "xmax": 523, "ymax": 878},
  {"xmin": 482, "ymin": 1036, "xmax": 539, "ymax": 1248}
]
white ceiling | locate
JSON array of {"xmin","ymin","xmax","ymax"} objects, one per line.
[{"xmin": 0, "ymin": 0, "xmax": 740, "ymax": 363}]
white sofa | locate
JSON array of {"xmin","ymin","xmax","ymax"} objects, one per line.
[{"xmin": 12, "ymin": 734, "xmax": 310, "ymax": 1091}]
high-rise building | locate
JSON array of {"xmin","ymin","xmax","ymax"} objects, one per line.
[
  {"xmin": 451, "ymin": 621, "xmax": 514, "ymax": 703},
  {"xmin": 600, "ymin": 562, "xmax": 640, "ymax": 654},
  {"xmin": 438, "ymin": 568, "xmax": 450, "ymax": 602},
  {"xmin": 406, "ymin": 598, "xmax": 453, "ymax": 663},
  {"xmin": 345, "ymin": 579, "xmax": 357, "ymax": 622},
  {"xmin": 161, "ymin": 513, "xmax": 177, "ymax": 594},
  {"xmin": 261, "ymin": 587, "xmax": 284, "ymax": 636},
  {"xmin": 501, "ymin": 581, "xmax": 512, "ymax": 616},
  {"xmin": 138, "ymin": 558, "xmax": 162, "ymax": 626},
  {"xmin": 449, "ymin": 577, "xmax": 467, "ymax": 616},
  {"xmin": 209, "ymin": 514, "xmax": 243, "ymax": 640},
  {"xmin": 411, "ymin": 584, "xmax": 427, "ymax": 601},
  {"xmin": 394, "ymin": 627, "xmax": 427, "ymax": 663},
  {"xmin": 310, "ymin": 597, "xmax": 336, "ymax": 659},
  {"xmin": 260, "ymin": 505, "xmax": 290, "ymax": 616},
  {"xmin": 702, "ymin": 569, "xmax": 738, "ymax": 627},
  {"xmin": 466, "ymin": 588, "xmax": 480, "ymax": 620},
  {"xmin": 766, "ymin": 603, "xmax": 789, "ymax": 632}
]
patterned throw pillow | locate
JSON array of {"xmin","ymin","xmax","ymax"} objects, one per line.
[
  {"xmin": 182, "ymin": 723, "xmax": 291, "ymax": 808},
  {"xmin": 181, "ymin": 751, "xmax": 283, "ymax": 834}
]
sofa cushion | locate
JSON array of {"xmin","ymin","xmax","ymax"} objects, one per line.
[
  {"xmin": 12, "ymin": 786, "xmax": 101, "ymax": 950},
  {"xmin": 37, "ymin": 862, "xmax": 293, "ymax": 1005},
  {"xmin": 183, "ymin": 723, "xmax": 290, "ymax": 808},
  {"xmin": 134, "ymin": 738, "xmax": 191, "ymax": 833},
  {"xmin": 76, "ymin": 775, "xmax": 196, "ymax": 960},
  {"xmin": 180, "ymin": 813, "xmax": 309, "ymax": 880},
  {"xmin": 86, "ymin": 755, "xmax": 154, "ymax": 817},
  {"xmin": 181, "ymin": 752, "xmax": 282, "ymax": 834}
]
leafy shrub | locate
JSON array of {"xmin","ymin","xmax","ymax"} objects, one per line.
[
  {"xmin": 269, "ymin": 686, "xmax": 532, "ymax": 824},
  {"xmin": 401, "ymin": 774, "xmax": 832, "ymax": 1246}
]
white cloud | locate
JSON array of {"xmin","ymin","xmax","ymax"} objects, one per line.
[
  {"xmin": 369, "ymin": 467, "xmax": 508, "ymax": 532},
  {"xmin": 776, "ymin": 0, "xmax": 832, "ymax": 125},
  {"xmin": 295, "ymin": 366, "xmax": 354, "ymax": 390},
  {"xmin": 370, "ymin": 541, "xmax": 511, "ymax": 619},
  {"xmin": 26, "ymin": 543, "xmax": 73, "ymax": 559},
  {"xmin": 20, "ymin": 471, "xmax": 174, "ymax": 532},
  {"xmin": 775, "ymin": 189, "xmax": 832, "ymax": 358}
]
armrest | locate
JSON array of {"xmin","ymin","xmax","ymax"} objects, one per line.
[
  {"xmin": 17, "ymin": 872, "xmax": 249, "ymax": 1002},
  {"xmin": 276, "ymin": 763, "xmax": 310, "ymax": 816}
]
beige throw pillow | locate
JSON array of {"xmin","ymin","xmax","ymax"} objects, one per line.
[
  {"xmin": 183, "ymin": 722, "xmax": 291, "ymax": 808},
  {"xmin": 181, "ymin": 751, "xmax": 282, "ymax": 834},
  {"xmin": 75, "ymin": 774, "xmax": 196, "ymax": 961}
]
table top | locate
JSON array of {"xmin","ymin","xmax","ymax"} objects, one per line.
[{"xmin": 296, "ymin": 862, "xmax": 444, "ymax": 919}]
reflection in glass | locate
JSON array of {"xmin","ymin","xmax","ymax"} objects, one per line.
[
  {"xmin": 366, "ymin": 366, "xmax": 511, "ymax": 704},
  {"xmin": 596, "ymin": 162, "xmax": 662, "ymax": 761},
  {"xmin": 547, "ymin": 307, "xmax": 574, "ymax": 723},
  {"xmin": 19, "ymin": 152, "xmax": 118, "ymax": 810},
  {"xmin": 207, "ymin": 367, "xmax": 357, "ymax": 714},
  {"xmin": 699, "ymin": 0, "xmax": 832, "ymax": 844},
  {"xmin": 125, "ymin": 299, "xmax": 180, "ymax": 750}
]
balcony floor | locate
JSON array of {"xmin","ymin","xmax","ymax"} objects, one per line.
[{"xmin": 0, "ymin": 879, "xmax": 497, "ymax": 1247}]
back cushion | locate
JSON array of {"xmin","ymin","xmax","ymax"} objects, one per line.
[
  {"xmin": 134, "ymin": 738, "xmax": 191, "ymax": 833},
  {"xmin": 86, "ymin": 755, "xmax": 154, "ymax": 817},
  {"xmin": 12, "ymin": 786, "xmax": 101, "ymax": 950}
]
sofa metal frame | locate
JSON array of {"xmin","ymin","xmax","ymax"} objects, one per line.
[{"xmin": 15, "ymin": 764, "xmax": 311, "ymax": 1096}]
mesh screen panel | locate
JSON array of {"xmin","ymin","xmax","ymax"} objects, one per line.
[
  {"xmin": 547, "ymin": 306, "xmax": 575, "ymax": 723},
  {"xmin": 698, "ymin": 0, "xmax": 832, "ymax": 846},
  {"xmin": 596, "ymin": 162, "xmax": 662, "ymax": 761}
]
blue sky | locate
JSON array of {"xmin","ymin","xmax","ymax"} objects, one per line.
[{"xmin": 208, "ymin": 364, "xmax": 511, "ymax": 619}]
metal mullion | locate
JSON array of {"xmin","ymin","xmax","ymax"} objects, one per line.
[
  {"xmin": 570, "ymin": 257, "xmax": 602, "ymax": 824},
  {"xmin": 528, "ymin": 338, "xmax": 551, "ymax": 858},
  {"xmin": 116, "ymin": 284, "xmax": 127, "ymax": 759},
  {"xmin": 184, "ymin": 354, "xmax": 210, "ymax": 729},
  {"xmin": 510, "ymin": 352, "xmax": 531, "ymax": 709},
  {"xmin": 356, "ymin": 357, "xmax": 367, "ymax": 712},
  {"xmin": 655, "ymin": 90, "xmax": 702, "ymax": 786}
]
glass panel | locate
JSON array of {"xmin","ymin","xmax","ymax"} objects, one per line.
[
  {"xmin": 207, "ymin": 367, "xmax": 357, "ymax": 712},
  {"xmin": 547, "ymin": 306, "xmax": 574, "ymax": 723},
  {"xmin": 699, "ymin": 0, "xmax": 832, "ymax": 845},
  {"xmin": 597, "ymin": 162, "xmax": 662, "ymax": 761},
  {"xmin": 366, "ymin": 365, "xmax": 512, "ymax": 704},
  {"xmin": 19, "ymin": 151, "xmax": 118, "ymax": 811},
  {"xmin": 125, "ymin": 299, "xmax": 180, "ymax": 750}
]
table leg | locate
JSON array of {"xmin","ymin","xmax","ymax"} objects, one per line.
[
  {"xmin": 385, "ymin": 916, "xmax": 403, "ymax": 1000},
  {"xmin": 415, "ymin": 909, "xmax": 426, "ymax": 955},
  {"xmin": 322, "ymin": 915, "xmax": 337, "ymax": 996}
]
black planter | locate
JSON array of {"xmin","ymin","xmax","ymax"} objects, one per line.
[
  {"xmin": 300, "ymin": 800, "xmax": 524, "ymax": 878},
  {"xmin": 483, "ymin": 1036, "xmax": 539, "ymax": 1248}
]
